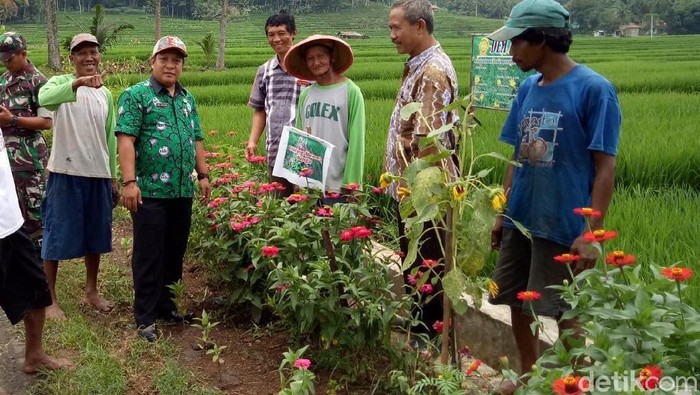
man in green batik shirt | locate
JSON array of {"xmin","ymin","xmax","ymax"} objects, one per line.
[
  {"xmin": 0, "ymin": 32, "xmax": 53, "ymax": 250},
  {"xmin": 116, "ymin": 36, "xmax": 210, "ymax": 342}
]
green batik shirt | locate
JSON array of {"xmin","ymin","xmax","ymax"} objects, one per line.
[
  {"xmin": 115, "ymin": 76, "xmax": 203, "ymax": 198},
  {"xmin": 0, "ymin": 61, "xmax": 51, "ymax": 172}
]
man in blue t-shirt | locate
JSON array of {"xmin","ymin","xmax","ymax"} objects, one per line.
[{"xmin": 486, "ymin": 0, "xmax": 622, "ymax": 393}]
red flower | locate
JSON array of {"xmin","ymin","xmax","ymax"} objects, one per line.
[
  {"xmin": 573, "ymin": 207, "xmax": 601, "ymax": 218},
  {"xmin": 552, "ymin": 375, "xmax": 587, "ymax": 394},
  {"xmin": 418, "ymin": 284, "xmax": 433, "ymax": 294},
  {"xmin": 432, "ymin": 320, "xmax": 444, "ymax": 334},
  {"xmin": 422, "ymin": 259, "xmax": 438, "ymax": 268},
  {"xmin": 466, "ymin": 360, "xmax": 481, "ymax": 376},
  {"xmin": 553, "ymin": 253, "xmax": 579, "ymax": 264},
  {"xmin": 274, "ymin": 283, "xmax": 289, "ymax": 293},
  {"xmin": 371, "ymin": 186, "xmax": 384, "ymax": 194},
  {"xmin": 660, "ymin": 267, "xmax": 693, "ymax": 282},
  {"xmin": 351, "ymin": 226, "xmax": 372, "ymax": 239},
  {"xmin": 340, "ymin": 230, "xmax": 354, "ymax": 241},
  {"xmin": 605, "ymin": 251, "xmax": 637, "ymax": 267},
  {"xmin": 516, "ymin": 290, "xmax": 542, "ymax": 302},
  {"xmin": 261, "ymin": 245, "xmax": 280, "ymax": 258},
  {"xmin": 299, "ymin": 167, "xmax": 313, "ymax": 177},
  {"xmin": 638, "ymin": 365, "xmax": 662, "ymax": 390},
  {"xmin": 247, "ymin": 155, "xmax": 267, "ymax": 163},
  {"xmin": 583, "ymin": 229, "xmax": 618, "ymax": 243},
  {"xmin": 344, "ymin": 183, "xmax": 360, "ymax": 191}
]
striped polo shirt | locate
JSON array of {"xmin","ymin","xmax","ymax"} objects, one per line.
[{"xmin": 248, "ymin": 56, "xmax": 309, "ymax": 164}]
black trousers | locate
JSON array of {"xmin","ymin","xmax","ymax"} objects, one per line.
[
  {"xmin": 131, "ymin": 198, "xmax": 192, "ymax": 327},
  {"xmin": 396, "ymin": 203, "xmax": 445, "ymax": 336}
]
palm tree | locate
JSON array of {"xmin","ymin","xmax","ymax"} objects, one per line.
[{"xmin": 62, "ymin": 4, "xmax": 134, "ymax": 54}]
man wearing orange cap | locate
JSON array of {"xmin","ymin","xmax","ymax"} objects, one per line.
[
  {"xmin": 283, "ymin": 35, "xmax": 365, "ymax": 199},
  {"xmin": 38, "ymin": 33, "xmax": 117, "ymax": 320},
  {"xmin": 116, "ymin": 36, "xmax": 209, "ymax": 342}
]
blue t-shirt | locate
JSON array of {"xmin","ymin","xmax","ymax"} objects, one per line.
[{"xmin": 501, "ymin": 65, "xmax": 622, "ymax": 247}]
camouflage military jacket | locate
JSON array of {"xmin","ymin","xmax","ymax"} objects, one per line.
[
  {"xmin": 115, "ymin": 76, "xmax": 203, "ymax": 199},
  {"xmin": 0, "ymin": 61, "xmax": 51, "ymax": 172}
]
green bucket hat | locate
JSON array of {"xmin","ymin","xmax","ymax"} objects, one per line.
[
  {"xmin": 0, "ymin": 32, "xmax": 27, "ymax": 61},
  {"xmin": 488, "ymin": 0, "xmax": 570, "ymax": 42}
]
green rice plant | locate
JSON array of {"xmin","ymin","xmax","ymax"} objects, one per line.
[{"xmin": 604, "ymin": 185, "xmax": 700, "ymax": 308}]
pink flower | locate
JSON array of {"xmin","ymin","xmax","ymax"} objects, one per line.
[
  {"xmin": 261, "ymin": 245, "xmax": 280, "ymax": 258},
  {"xmin": 247, "ymin": 155, "xmax": 267, "ymax": 163},
  {"xmin": 432, "ymin": 320, "xmax": 444, "ymax": 334},
  {"xmin": 249, "ymin": 216, "xmax": 261, "ymax": 224},
  {"xmin": 418, "ymin": 284, "xmax": 433, "ymax": 294},
  {"xmin": 406, "ymin": 273, "xmax": 418, "ymax": 285},
  {"xmin": 287, "ymin": 194, "xmax": 309, "ymax": 203},
  {"xmin": 299, "ymin": 167, "xmax": 313, "ymax": 177},
  {"xmin": 344, "ymin": 183, "xmax": 360, "ymax": 191},
  {"xmin": 207, "ymin": 197, "xmax": 227, "ymax": 209},
  {"xmin": 231, "ymin": 221, "xmax": 248, "ymax": 231},
  {"xmin": 371, "ymin": 186, "xmax": 384, "ymax": 194},
  {"xmin": 274, "ymin": 283, "xmax": 289, "ymax": 293},
  {"xmin": 316, "ymin": 206, "xmax": 333, "ymax": 217},
  {"xmin": 256, "ymin": 199, "xmax": 264, "ymax": 207},
  {"xmin": 325, "ymin": 192, "xmax": 341, "ymax": 199},
  {"xmin": 293, "ymin": 358, "xmax": 311, "ymax": 370},
  {"xmin": 214, "ymin": 162, "xmax": 232, "ymax": 169}
]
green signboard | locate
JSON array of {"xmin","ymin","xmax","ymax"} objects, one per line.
[
  {"xmin": 272, "ymin": 126, "xmax": 335, "ymax": 191},
  {"xmin": 470, "ymin": 35, "xmax": 533, "ymax": 111}
]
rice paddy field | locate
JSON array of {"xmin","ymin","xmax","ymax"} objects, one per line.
[{"xmin": 8, "ymin": 7, "xmax": 699, "ymax": 305}]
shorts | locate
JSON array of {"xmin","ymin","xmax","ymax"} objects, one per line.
[
  {"xmin": 0, "ymin": 228, "xmax": 52, "ymax": 325},
  {"xmin": 12, "ymin": 169, "xmax": 46, "ymax": 240},
  {"xmin": 41, "ymin": 173, "xmax": 113, "ymax": 260},
  {"xmin": 488, "ymin": 227, "xmax": 572, "ymax": 317}
]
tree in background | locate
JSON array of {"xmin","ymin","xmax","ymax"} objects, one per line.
[
  {"xmin": 45, "ymin": 0, "xmax": 61, "ymax": 70},
  {"xmin": 154, "ymin": 0, "xmax": 161, "ymax": 41},
  {"xmin": 61, "ymin": 4, "xmax": 134, "ymax": 53},
  {"xmin": 196, "ymin": 32, "xmax": 216, "ymax": 68}
]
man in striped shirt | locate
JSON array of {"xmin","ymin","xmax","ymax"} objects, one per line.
[{"xmin": 246, "ymin": 10, "xmax": 309, "ymax": 197}]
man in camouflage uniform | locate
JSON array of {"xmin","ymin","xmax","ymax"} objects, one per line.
[{"xmin": 0, "ymin": 32, "xmax": 53, "ymax": 253}]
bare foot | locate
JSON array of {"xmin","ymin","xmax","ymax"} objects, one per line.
[
  {"xmin": 82, "ymin": 294, "xmax": 115, "ymax": 312},
  {"xmin": 45, "ymin": 304, "xmax": 66, "ymax": 321},
  {"xmin": 23, "ymin": 354, "xmax": 72, "ymax": 374}
]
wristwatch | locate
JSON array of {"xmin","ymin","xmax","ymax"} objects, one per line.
[
  {"xmin": 197, "ymin": 173, "xmax": 209, "ymax": 180},
  {"xmin": 10, "ymin": 115, "xmax": 18, "ymax": 127}
]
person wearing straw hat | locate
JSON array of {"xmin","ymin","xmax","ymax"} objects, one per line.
[
  {"xmin": 116, "ymin": 36, "xmax": 209, "ymax": 342},
  {"xmin": 486, "ymin": 0, "xmax": 621, "ymax": 393},
  {"xmin": 38, "ymin": 33, "xmax": 117, "ymax": 320},
  {"xmin": 284, "ymin": 34, "xmax": 365, "ymax": 199}
]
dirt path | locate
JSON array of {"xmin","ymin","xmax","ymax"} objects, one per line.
[{"xmin": 0, "ymin": 314, "xmax": 35, "ymax": 395}]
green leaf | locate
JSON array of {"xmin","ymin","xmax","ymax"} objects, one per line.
[
  {"xmin": 400, "ymin": 102, "xmax": 422, "ymax": 121},
  {"xmin": 443, "ymin": 268, "xmax": 469, "ymax": 315},
  {"xmin": 426, "ymin": 122, "xmax": 456, "ymax": 138}
]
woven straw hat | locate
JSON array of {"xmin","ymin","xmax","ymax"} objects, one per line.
[{"xmin": 283, "ymin": 35, "xmax": 354, "ymax": 80}]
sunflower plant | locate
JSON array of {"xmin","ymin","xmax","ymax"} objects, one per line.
[{"xmin": 385, "ymin": 95, "xmax": 520, "ymax": 362}]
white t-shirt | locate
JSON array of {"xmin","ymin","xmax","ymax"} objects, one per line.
[
  {"xmin": 0, "ymin": 130, "xmax": 24, "ymax": 239},
  {"xmin": 47, "ymin": 87, "xmax": 111, "ymax": 178}
]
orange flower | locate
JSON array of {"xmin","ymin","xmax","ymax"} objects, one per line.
[
  {"xmin": 552, "ymin": 375, "xmax": 587, "ymax": 394},
  {"xmin": 554, "ymin": 253, "xmax": 579, "ymax": 264},
  {"xmin": 638, "ymin": 365, "xmax": 662, "ymax": 390},
  {"xmin": 466, "ymin": 359, "xmax": 481, "ymax": 376},
  {"xmin": 573, "ymin": 207, "xmax": 601, "ymax": 217},
  {"xmin": 660, "ymin": 267, "xmax": 693, "ymax": 282},
  {"xmin": 516, "ymin": 290, "xmax": 541, "ymax": 302},
  {"xmin": 583, "ymin": 229, "xmax": 617, "ymax": 243},
  {"xmin": 491, "ymin": 192, "xmax": 507, "ymax": 213},
  {"xmin": 605, "ymin": 251, "xmax": 637, "ymax": 267}
]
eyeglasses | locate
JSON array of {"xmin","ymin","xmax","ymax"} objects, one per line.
[{"xmin": 1, "ymin": 54, "xmax": 16, "ymax": 64}]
